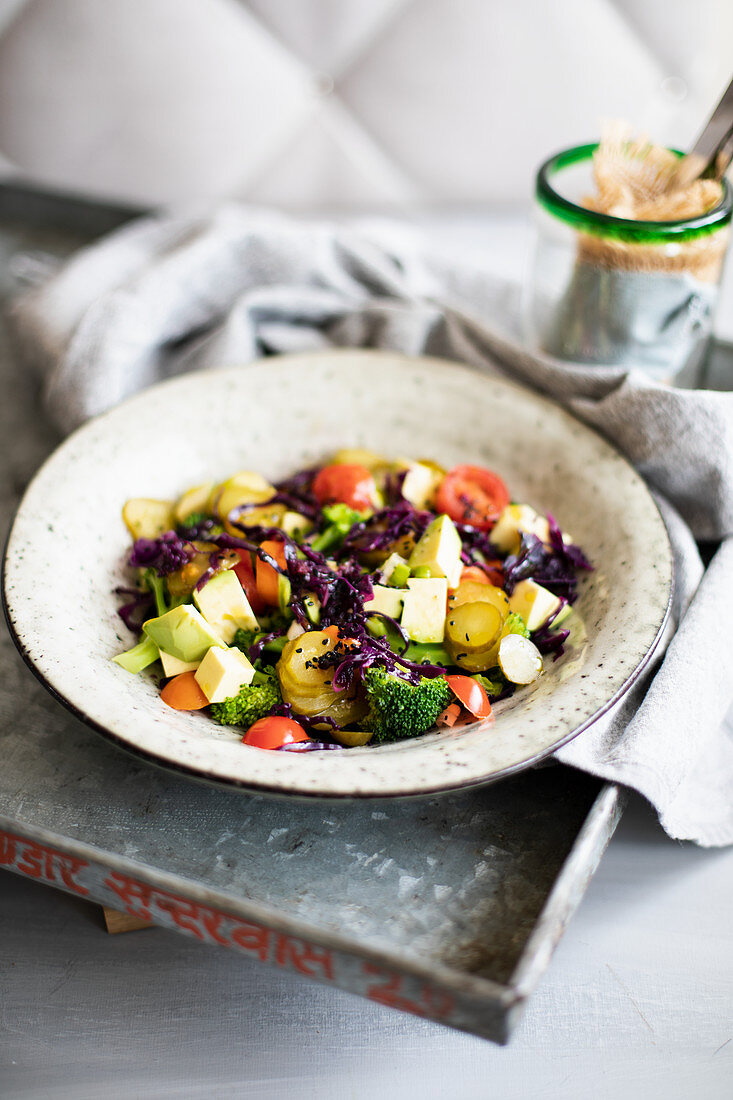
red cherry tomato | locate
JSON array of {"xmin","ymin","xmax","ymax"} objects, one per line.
[
  {"xmin": 312, "ymin": 464, "xmax": 377, "ymax": 511},
  {"xmin": 160, "ymin": 671, "xmax": 209, "ymax": 711},
  {"xmin": 444, "ymin": 675, "xmax": 492, "ymax": 719},
  {"xmin": 435, "ymin": 465, "xmax": 509, "ymax": 531},
  {"xmin": 233, "ymin": 550, "xmax": 266, "ymax": 614},
  {"xmin": 243, "ymin": 716, "xmax": 310, "ymax": 750}
]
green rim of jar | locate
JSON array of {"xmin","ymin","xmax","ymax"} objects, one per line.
[{"xmin": 536, "ymin": 142, "xmax": 732, "ymax": 244}]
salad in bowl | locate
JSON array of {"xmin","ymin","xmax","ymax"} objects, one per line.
[{"xmin": 114, "ymin": 450, "xmax": 591, "ymax": 752}]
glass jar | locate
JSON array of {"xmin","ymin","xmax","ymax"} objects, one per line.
[{"xmin": 524, "ymin": 143, "xmax": 732, "ymax": 385}]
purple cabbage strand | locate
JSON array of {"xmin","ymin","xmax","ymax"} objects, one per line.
[{"xmin": 129, "ymin": 531, "xmax": 195, "ymax": 577}]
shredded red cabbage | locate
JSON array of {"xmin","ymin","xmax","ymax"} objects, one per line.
[
  {"xmin": 532, "ymin": 623, "xmax": 571, "ymax": 660},
  {"xmin": 220, "ymin": 520, "xmax": 445, "ymax": 688},
  {"xmin": 248, "ymin": 628, "xmax": 288, "ymax": 663},
  {"xmin": 273, "ymin": 467, "xmax": 321, "ymax": 520},
  {"xmin": 384, "ymin": 467, "xmax": 408, "ymax": 505},
  {"xmin": 193, "ymin": 549, "xmax": 234, "ymax": 592},
  {"xmin": 278, "ymin": 741, "xmax": 343, "ymax": 752},
  {"xmin": 273, "ymin": 702, "xmax": 343, "ymax": 739},
  {"xmin": 547, "ymin": 513, "xmax": 593, "ymax": 572},
  {"xmin": 503, "ymin": 519, "xmax": 592, "ymax": 603},
  {"xmin": 338, "ymin": 500, "xmax": 432, "ymax": 557},
  {"xmin": 455, "ymin": 522, "xmax": 501, "ymax": 565},
  {"xmin": 129, "ymin": 532, "xmax": 195, "ymax": 576},
  {"xmin": 115, "ymin": 585, "xmax": 153, "ymax": 634},
  {"xmin": 529, "ymin": 593, "xmax": 573, "ymax": 660}
]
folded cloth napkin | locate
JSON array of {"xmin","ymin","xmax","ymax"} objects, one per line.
[{"xmin": 9, "ymin": 205, "xmax": 733, "ymax": 845}]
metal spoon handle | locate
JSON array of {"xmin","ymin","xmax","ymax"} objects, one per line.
[{"xmin": 673, "ymin": 76, "xmax": 733, "ymax": 188}]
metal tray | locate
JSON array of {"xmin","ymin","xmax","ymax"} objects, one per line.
[{"xmin": 0, "ymin": 183, "xmax": 623, "ymax": 1044}]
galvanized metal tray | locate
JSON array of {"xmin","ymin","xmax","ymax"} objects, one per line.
[{"xmin": 0, "ymin": 184, "xmax": 623, "ymax": 1043}]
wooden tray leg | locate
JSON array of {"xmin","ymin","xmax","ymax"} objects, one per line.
[{"xmin": 102, "ymin": 906, "xmax": 153, "ymax": 934}]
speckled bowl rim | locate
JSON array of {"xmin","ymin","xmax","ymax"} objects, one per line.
[{"xmin": 3, "ymin": 351, "xmax": 674, "ymax": 800}]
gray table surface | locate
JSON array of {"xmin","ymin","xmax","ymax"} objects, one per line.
[{"xmin": 1, "ymin": 213, "xmax": 732, "ymax": 1099}]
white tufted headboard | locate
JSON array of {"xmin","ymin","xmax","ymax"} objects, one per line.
[{"xmin": 0, "ymin": 0, "xmax": 730, "ymax": 210}]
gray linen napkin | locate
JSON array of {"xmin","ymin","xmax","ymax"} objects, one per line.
[{"xmin": 9, "ymin": 205, "xmax": 733, "ymax": 845}]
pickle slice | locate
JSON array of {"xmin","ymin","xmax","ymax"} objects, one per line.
[
  {"xmin": 278, "ymin": 631, "xmax": 366, "ymax": 725},
  {"xmin": 446, "ymin": 602, "xmax": 503, "ymax": 657},
  {"xmin": 448, "ymin": 581, "xmax": 509, "ymax": 618}
]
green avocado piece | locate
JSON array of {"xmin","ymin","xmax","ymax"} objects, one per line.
[
  {"xmin": 112, "ymin": 635, "xmax": 160, "ymax": 674},
  {"xmin": 553, "ymin": 601, "xmax": 573, "ymax": 626},
  {"xmin": 408, "ymin": 514, "xmax": 462, "ymax": 588},
  {"xmin": 143, "ymin": 604, "xmax": 225, "ymax": 664}
]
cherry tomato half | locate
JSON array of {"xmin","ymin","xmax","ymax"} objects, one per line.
[
  {"xmin": 233, "ymin": 550, "xmax": 267, "ymax": 614},
  {"xmin": 444, "ymin": 675, "xmax": 492, "ymax": 719},
  {"xmin": 435, "ymin": 465, "xmax": 509, "ymax": 531},
  {"xmin": 312, "ymin": 464, "xmax": 377, "ymax": 511},
  {"xmin": 243, "ymin": 716, "xmax": 310, "ymax": 750},
  {"xmin": 160, "ymin": 671, "xmax": 210, "ymax": 711}
]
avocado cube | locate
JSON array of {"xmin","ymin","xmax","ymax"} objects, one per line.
[
  {"xmin": 553, "ymin": 601, "xmax": 573, "ymax": 626},
  {"xmin": 490, "ymin": 504, "xmax": 550, "ymax": 555},
  {"xmin": 159, "ymin": 649, "xmax": 200, "ymax": 678},
  {"xmin": 195, "ymin": 646, "xmax": 255, "ymax": 703},
  {"xmin": 143, "ymin": 604, "xmax": 226, "ymax": 664},
  {"xmin": 193, "ymin": 569, "xmax": 258, "ymax": 643},
  {"xmin": 400, "ymin": 577, "xmax": 448, "ymax": 643},
  {"xmin": 401, "ymin": 462, "xmax": 443, "ymax": 510},
  {"xmin": 365, "ymin": 584, "xmax": 406, "ymax": 620},
  {"xmin": 408, "ymin": 514, "xmax": 462, "ymax": 588},
  {"xmin": 508, "ymin": 579, "xmax": 562, "ymax": 632}
]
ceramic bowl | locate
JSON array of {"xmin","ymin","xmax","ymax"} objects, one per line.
[{"xmin": 3, "ymin": 351, "xmax": 673, "ymax": 798}]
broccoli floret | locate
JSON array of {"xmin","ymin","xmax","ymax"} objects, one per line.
[
  {"xmin": 232, "ymin": 627, "xmax": 259, "ymax": 654},
  {"xmin": 181, "ymin": 511, "xmax": 208, "ymax": 527},
  {"xmin": 209, "ymin": 671, "xmax": 282, "ymax": 728},
  {"xmin": 504, "ymin": 612, "xmax": 530, "ymax": 638},
  {"xmin": 363, "ymin": 667, "xmax": 451, "ymax": 743},
  {"xmin": 176, "ymin": 513, "xmax": 223, "ymax": 537},
  {"xmin": 321, "ymin": 503, "xmax": 367, "ymax": 527},
  {"xmin": 258, "ymin": 609, "xmax": 292, "ymax": 634}
]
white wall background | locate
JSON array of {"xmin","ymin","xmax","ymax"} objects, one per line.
[{"xmin": 0, "ymin": 0, "xmax": 730, "ymax": 210}]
